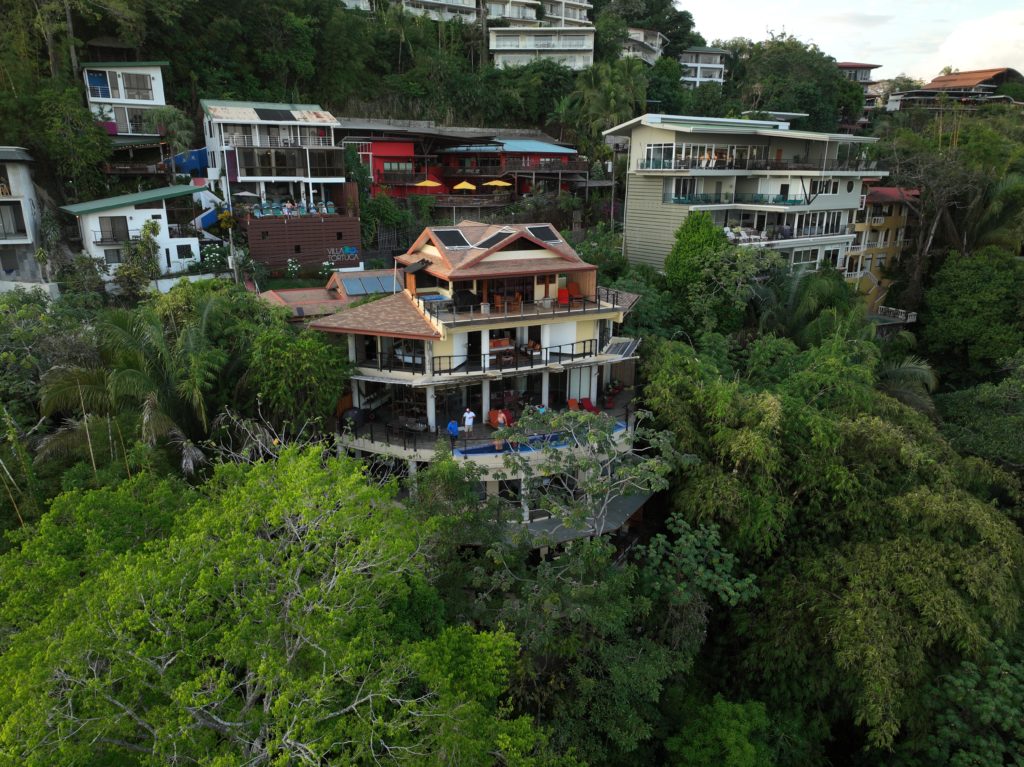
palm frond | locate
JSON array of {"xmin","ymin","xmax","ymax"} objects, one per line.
[{"xmin": 39, "ymin": 367, "xmax": 113, "ymax": 417}]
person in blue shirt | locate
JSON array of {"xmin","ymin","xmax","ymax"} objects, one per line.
[{"xmin": 447, "ymin": 418, "xmax": 460, "ymax": 449}]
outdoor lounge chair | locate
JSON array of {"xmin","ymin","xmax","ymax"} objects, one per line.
[
  {"xmin": 580, "ymin": 397, "xmax": 599, "ymax": 413},
  {"xmin": 326, "ymin": 202, "xmax": 336, "ymax": 214},
  {"xmin": 568, "ymin": 398, "xmax": 580, "ymax": 412}
]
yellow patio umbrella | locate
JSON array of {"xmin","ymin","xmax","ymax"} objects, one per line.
[
  {"xmin": 413, "ymin": 179, "xmax": 442, "ymax": 188},
  {"xmin": 453, "ymin": 180, "xmax": 477, "ymax": 191},
  {"xmin": 482, "ymin": 179, "xmax": 512, "ymax": 187}
]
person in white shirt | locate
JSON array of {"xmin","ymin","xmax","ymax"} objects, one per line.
[{"xmin": 462, "ymin": 407, "xmax": 476, "ymax": 433}]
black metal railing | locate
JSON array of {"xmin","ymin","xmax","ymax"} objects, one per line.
[
  {"xmin": 429, "ymin": 339, "xmax": 597, "ymax": 376},
  {"xmin": 420, "ymin": 294, "xmax": 620, "ymax": 326},
  {"xmin": 639, "ymin": 156, "xmax": 887, "ymax": 172},
  {"xmin": 92, "ymin": 229, "xmax": 140, "ymax": 245},
  {"xmin": 354, "ymin": 351, "xmax": 427, "ymax": 375}
]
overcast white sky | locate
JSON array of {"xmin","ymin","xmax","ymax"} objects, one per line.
[{"xmin": 690, "ymin": 1, "xmax": 1024, "ymax": 81}]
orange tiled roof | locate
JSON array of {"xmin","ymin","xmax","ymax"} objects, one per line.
[
  {"xmin": 261, "ymin": 288, "xmax": 346, "ymax": 318},
  {"xmin": 396, "ymin": 221, "xmax": 593, "ymax": 280},
  {"xmin": 924, "ymin": 68, "xmax": 1012, "ymax": 90},
  {"xmin": 309, "ymin": 290, "xmax": 441, "ymax": 340}
]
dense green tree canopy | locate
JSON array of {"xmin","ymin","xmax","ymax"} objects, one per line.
[{"xmin": 0, "ymin": 450, "xmax": 569, "ymax": 765}]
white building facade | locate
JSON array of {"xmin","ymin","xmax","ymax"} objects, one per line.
[
  {"xmin": 201, "ymin": 99, "xmax": 347, "ymax": 209},
  {"xmin": 679, "ymin": 46, "xmax": 727, "ymax": 89},
  {"xmin": 82, "ymin": 61, "xmax": 168, "ymax": 137},
  {"xmin": 60, "ymin": 185, "xmax": 208, "ymax": 277},
  {"xmin": 0, "ymin": 147, "xmax": 44, "ymax": 290}
]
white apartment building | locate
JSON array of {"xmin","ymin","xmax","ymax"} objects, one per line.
[
  {"xmin": 679, "ymin": 46, "xmax": 727, "ymax": 89},
  {"xmin": 604, "ymin": 114, "xmax": 885, "ymax": 272},
  {"xmin": 201, "ymin": 99, "xmax": 347, "ymax": 209},
  {"xmin": 622, "ymin": 28, "xmax": 669, "ymax": 66},
  {"xmin": 82, "ymin": 61, "xmax": 168, "ymax": 137},
  {"xmin": 60, "ymin": 185, "xmax": 209, "ymax": 276},
  {"xmin": 489, "ymin": 26, "xmax": 595, "ymax": 70},
  {"xmin": 0, "ymin": 147, "xmax": 45, "ymax": 291}
]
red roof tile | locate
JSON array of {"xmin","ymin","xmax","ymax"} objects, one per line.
[
  {"xmin": 309, "ymin": 291, "xmax": 441, "ymax": 340},
  {"xmin": 866, "ymin": 187, "xmax": 920, "ymax": 204},
  {"xmin": 924, "ymin": 68, "xmax": 1014, "ymax": 90}
]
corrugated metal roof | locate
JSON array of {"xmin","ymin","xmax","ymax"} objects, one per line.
[
  {"xmin": 0, "ymin": 147, "xmax": 33, "ymax": 163},
  {"xmin": 443, "ymin": 139, "xmax": 577, "ymax": 155},
  {"xmin": 200, "ymin": 99, "xmax": 336, "ymax": 123},
  {"xmin": 80, "ymin": 60, "xmax": 169, "ymax": 67},
  {"xmin": 925, "ymin": 68, "xmax": 1018, "ymax": 90},
  {"xmin": 60, "ymin": 185, "xmax": 202, "ymax": 216}
]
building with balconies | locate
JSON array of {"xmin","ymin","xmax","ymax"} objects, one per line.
[
  {"xmin": 848, "ymin": 186, "xmax": 917, "ymax": 307},
  {"xmin": 60, "ymin": 185, "xmax": 209, "ymax": 277},
  {"xmin": 886, "ymin": 67, "xmax": 1024, "ymax": 112},
  {"xmin": 201, "ymin": 99, "xmax": 348, "ymax": 211},
  {"xmin": 490, "ymin": 26, "xmax": 595, "ymax": 70},
  {"xmin": 309, "ymin": 220, "xmax": 640, "ymax": 472},
  {"xmin": 679, "ymin": 46, "xmax": 727, "ymax": 89},
  {"xmin": 83, "ymin": 61, "xmax": 168, "ymax": 138},
  {"xmin": 837, "ymin": 62, "xmax": 882, "ymax": 130},
  {"xmin": 0, "ymin": 147, "xmax": 46, "ymax": 292},
  {"xmin": 622, "ymin": 28, "xmax": 668, "ymax": 66},
  {"xmin": 604, "ymin": 113, "xmax": 886, "ymax": 272}
]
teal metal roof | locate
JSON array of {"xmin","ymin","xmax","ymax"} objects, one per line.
[
  {"xmin": 60, "ymin": 185, "xmax": 201, "ymax": 216},
  {"xmin": 444, "ymin": 139, "xmax": 577, "ymax": 155},
  {"xmin": 81, "ymin": 61, "xmax": 169, "ymax": 67}
]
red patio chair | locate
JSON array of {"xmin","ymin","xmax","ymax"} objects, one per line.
[
  {"xmin": 580, "ymin": 397, "xmax": 599, "ymax": 413},
  {"xmin": 567, "ymin": 398, "xmax": 580, "ymax": 411}
]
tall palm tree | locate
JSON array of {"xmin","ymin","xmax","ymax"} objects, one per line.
[
  {"xmin": 876, "ymin": 355, "xmax": 938, "ymax": 413},
  {"xmin": 39, "ymin": 297, "xmax": 226, "ymax": 473},
  {"xmin": 751, "ymin": 267, "xmax": 858, "ymax": 346},
  {"xmin": 144, "ymin": 106, "xmax": 194, "ymax": 179}
]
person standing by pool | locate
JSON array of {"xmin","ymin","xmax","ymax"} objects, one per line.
[
  {"xmin": 447, "ymin": 418, "xmax": 459, "ymax": 449},
  {"xmin": 462, "ymin": 407, "xmax": 476, "ymax": 433},
  {"xmin": 494, "ymin": 409, "xmax": 507, "ymax": 450}
]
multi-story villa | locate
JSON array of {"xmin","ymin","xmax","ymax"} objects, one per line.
[
  {"xmin": 849, "ymin": 186, "xmax": 917, "ymax": 307},
  {"xmin": 83, "ymin": 61, "xmax": 168, "ymax": 138},
  {"xmin": 622, "ymin": 28, "xmax": 669, "ymax": 67},
  {"xmin": 201, "ymin": 99, "xmax": 348, "ymax": 210},
  {"xmin": 887, "ymin": 67, "xmax": 1024, "ymax": 111},
  {"xmin": 489, "ymin": 24, "xmax": 595, "ymax": 70},
  {"xmin": 837, "ymin": 62, "xmax": 882, "ymax": 130},
  {"xmin": 604, "ymin": 113, "xmax": 885, "ymax": 272},
  {"xmin": 60, "ymin": 185, "xmax": 211, "ymax": 277},
  {"xmin": 0, "ymin": 147, "xmax": 46, "ymax": 292},
  {"xmin": 679, "ymin": 46, "xmax": 727, "ymax": 89},
  {"xmin": 309, "ymin": 220, "xmax": 639, "ymax": 471}
]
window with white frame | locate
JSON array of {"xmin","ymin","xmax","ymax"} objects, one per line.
[
  {"xmin": 122, "ymin": 73, "xmax": 153, "ymax": 100},
  {"xmin": 644, "ymin": 144, "xmax": 674, "ymax": 169},
  {"xmin": 663, "ymin": 177, "xmax": 697, "ymax": 203},
  {"xmin": 792, "ymin": 249, "xmax": 817, "ymax": 266}
]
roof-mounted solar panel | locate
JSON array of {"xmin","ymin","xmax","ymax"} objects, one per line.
[
  {"xmin": 476, "ymin": 230, "xmax": 514, "ymax": 249},
  {"xmin": 434, "ymin": 229, "xmax": 472, "ymax": 248},
  {"xmin": 527, "ymin": 225, "xmax": 560, "ymax": 243},
  {"xmin": 342, "ymin": 278, "xmax": 366, "ymax": 295},
  {"xmin": 360, "ymin": 276, "xmax": 385, "ymax": 293}
]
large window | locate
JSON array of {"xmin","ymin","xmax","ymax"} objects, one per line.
[
  {"xmin": 643, "ymin": 143, "xmax": 674, "ymax": 169},
  {"xmin": 122, "ymin": 73, "xmax": 153, "ymax": 100},
  {"xmin": 0, "ymin": 202, "xmax": 26, "ymax": 239},
  {"xmin": 810, "ymin": 178, "xmax": 839, "ymax": 195},
  {"xmin": 792, "ymin": 249, "xmax": 817, "ymax": 266},
  {"xmin": 663, "ymin": 177, "xmax": 697, "ymax": 203}
]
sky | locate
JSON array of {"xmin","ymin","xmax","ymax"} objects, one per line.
[{"xmin": 690, "ymin": 0, "xmax": 1024, "ymax": 82}]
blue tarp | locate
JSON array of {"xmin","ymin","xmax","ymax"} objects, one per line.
[{"xmin": 171, "ymin": 148, "xmax": 208, "ymax": 173}]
